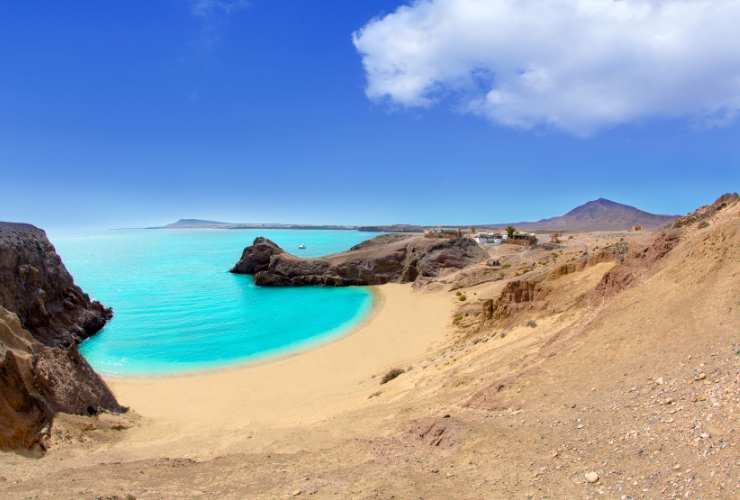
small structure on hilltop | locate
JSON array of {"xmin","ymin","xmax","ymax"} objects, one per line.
[
  {"xmin": 494, "ymin": 225, "xmax": 539, "ymax": 246},
  {"xmin": 472, "ymin": 232, "xmax": 505, "ymax": 246}
]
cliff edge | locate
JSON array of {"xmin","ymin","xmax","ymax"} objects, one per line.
[{"xmin": 0, "ymin": 222, "xmax": 124, "ymax": 451}]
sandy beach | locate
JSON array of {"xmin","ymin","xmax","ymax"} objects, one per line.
[{"xmin": 105, "ymin": 283, "xmax": 453, "ymax": 455}]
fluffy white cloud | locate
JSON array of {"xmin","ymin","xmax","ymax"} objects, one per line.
[{"xmin": 353, "ymin": 0, "xmax": 740, "ymax": 135}]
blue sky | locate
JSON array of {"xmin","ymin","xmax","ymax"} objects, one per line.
[{"xmin": 1, "ymin": 0, "xmax": 738, "ymax": 231}]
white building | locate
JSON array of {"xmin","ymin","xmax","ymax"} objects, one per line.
[{"xmin": 473, "ymin": 232, "xmax": 504, "ymax": 246}]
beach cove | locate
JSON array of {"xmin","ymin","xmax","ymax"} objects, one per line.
[
  {"xmin": 45, "ymin": 228, "xmax": 454, "ymax": 457},
  {"xmin": 52, "ymin": 228, "xmax": 380, "ymax": 376},
  {"xmin": 104, "ymin": 284, "xmax": 453, "ymax": 457}
]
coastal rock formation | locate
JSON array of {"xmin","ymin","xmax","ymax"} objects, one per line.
[
  {"xmin": 0, "ymin": 222, "xmax": 123, "ymax": 451},
  {"xmin": 230, "ymin": 236, "xmax": 284, "ymax": 274},
  {"xmin": 0, "ymin": 223, "xmax": 112, "ymax": 347},
  {"xmin": 230, "ymin": 234, "xmax": 487, "ymax": 286}
]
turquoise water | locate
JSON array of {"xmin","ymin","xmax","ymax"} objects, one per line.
[{"xmin": 51, "ymin": 229, "xmax": 378, "ymax": 376}]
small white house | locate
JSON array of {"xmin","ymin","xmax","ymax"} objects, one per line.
[{"xmin": 473, "ymin": 232, "xmax": 504, "ymax": 246}]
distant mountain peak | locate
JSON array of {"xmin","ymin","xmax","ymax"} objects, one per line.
[
  {"xmin": 593, "ymin": 197, "xmax": 621, "ymax": 205},
  {"xmin": 566, "ymin": 198, "xmax": 638, "ymax": 216},
  {"xmin": 575, "ymin": 198, "xmax": 625, "ymax": 208},
  {"xmin": 518, "ymin": 198, "xmax": 678, "ymax": 232}
]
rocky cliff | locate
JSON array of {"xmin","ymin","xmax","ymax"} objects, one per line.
[
  {"xmin": 0, "ymin": 223, "xmax": 112, "ymax": 347},
  {"xmin": 0, "ymin": 222, "xmax": 123, "ymax": 451},
  {"xmin": 230, "ymin": 234, "xmax": 487, "ymax": 286}
]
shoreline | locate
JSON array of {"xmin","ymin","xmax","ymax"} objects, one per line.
[
  {"xmin": 100, "ymin": 286, "xmax": 381, "ymax": 381},
  {"xmin": 104, "ymin": 283, "xmax": 452, "ymax": 439}
]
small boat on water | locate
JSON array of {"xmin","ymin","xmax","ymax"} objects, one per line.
[{"xmin": 297, "ymin": 244, "xmax": 306, "ymax": 250}]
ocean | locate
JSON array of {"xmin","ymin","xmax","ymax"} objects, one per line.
[{"xmin": 51, "ymin": 228, "xmax": 377, "ymax": 376}]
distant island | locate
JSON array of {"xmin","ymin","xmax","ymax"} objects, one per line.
[{"xmin": 150, "ymin": 199, "xmax": 677, "ymax": 233}]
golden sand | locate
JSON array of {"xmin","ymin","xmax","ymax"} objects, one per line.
[{"xmin": 105, "ymin": 284, "xmax": 452, "ymax": 452}]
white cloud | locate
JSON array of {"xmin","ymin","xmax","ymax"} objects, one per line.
[
  {"xmin": 353, "ymin": 0, "xmax": 740, "ymax": 135},
  {"xmin": 191, "ymin": 0, "xmax": 249, "ymax": 18},
  {"xmin": 190, "ymin": 0, "xmax": 249, "ymax": 48}
]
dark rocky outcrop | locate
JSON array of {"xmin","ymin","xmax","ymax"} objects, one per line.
[
  {"xmin": 0, "ymin": 222, "xmax": 124, "ymax": 451},
  {"xmin": 230, "ymin": 234, "xmax": 488, "ymax": 286},
  {"xmin": 0, "ymin": 223, "xmax": 112, "ymax": 347},
  {"xmin": 230, "ymin": 236, "xmax": 284, "ymax": 274}
]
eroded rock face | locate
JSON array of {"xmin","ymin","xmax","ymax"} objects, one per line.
[
  {"xmin": 0, "ymin": 223, "xmax": 112, "ymax": 347},
  {"xmin": 0, "ymin": 308, "xmax": 52, "ymax": 450},
  {"xmin": 481, "ymin": 279, "xmax": 550, "ymax": 323},
  {"xmin": 0, "ymin": 222, "xmax": 124, "ymax": 451},
  {"xmin": 230, "ymin": 235, "xmax": 488, "ymax": 287},
  {"xmin": 32, "ymin": 343, "xmax": 122, "ymax": 415},
  {"xmin": 230, "ymin": 237, "xmax": 284, "ymax": 274}
]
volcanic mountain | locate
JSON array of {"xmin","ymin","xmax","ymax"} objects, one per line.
[{"xmin": 501, "ymin": 198, "xmax": 677, "ymax": 232}]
